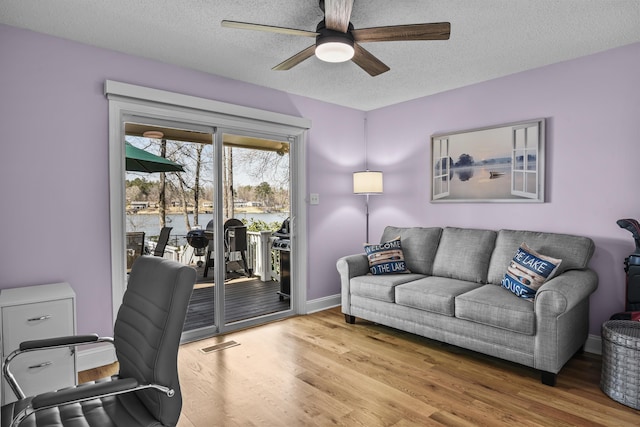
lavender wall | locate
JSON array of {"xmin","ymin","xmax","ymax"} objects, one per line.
[
  {"xmin": 1, "ymin": 23, "xmax": 638, "ymax": 338},
  {"xmin": 0, "ymin": 24, "xmax": 364, "ymax": 336},
  {"xmin": 364, "ymin": 42, "xmax": 640, "ymax": 334}
]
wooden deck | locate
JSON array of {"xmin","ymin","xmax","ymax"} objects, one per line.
[{"xmin": 183, "ymin": 268, "xmax": 290, "ymax": 331}]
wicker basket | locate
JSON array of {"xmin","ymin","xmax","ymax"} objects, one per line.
[{"xmin": 601, "ymin": 320, "xmax": 640, "ymax": 410}]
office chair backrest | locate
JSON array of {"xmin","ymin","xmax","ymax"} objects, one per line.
[
  {"xmin": 153, "ymin": 226, "xmax": 173, "ymax": 257},
  {"xmin": 114, "ymin": 256, "xmax": 195, "ymax": 426}
]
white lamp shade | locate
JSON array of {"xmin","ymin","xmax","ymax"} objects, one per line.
[{"xmin": 353, "ymin": 171, "xmax": 383, "ymax": 194}]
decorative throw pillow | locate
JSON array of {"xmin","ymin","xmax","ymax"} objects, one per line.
[
  {"xmin": 364, "ymin": 237, "xmax": 409, "ymax": 275},
  {"xmin": 501, "ymin": 243, "xmax": 562, "ymax": 301}
]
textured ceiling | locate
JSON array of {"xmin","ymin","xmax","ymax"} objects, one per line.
[{"xmin": 2, "ymin": 0, "xmax": 639, "ymax": 110}]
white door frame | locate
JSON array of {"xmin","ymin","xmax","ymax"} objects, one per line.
[{"xmin": 105, "ymin": 81, "xmax": 310, "ymax": 336}]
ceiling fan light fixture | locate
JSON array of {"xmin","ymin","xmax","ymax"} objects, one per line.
[
  {"xmin": 315, "ymin": 24, "xmax": 355, "ymax": 63},
  {"xmin": 316, "ymin": 40, "xmax": 354, "ymax": 63}
]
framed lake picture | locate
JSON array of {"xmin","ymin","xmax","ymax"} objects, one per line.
[{"xmin": 431, "ymin": 118, "xmax": 546, "ymax": 203}]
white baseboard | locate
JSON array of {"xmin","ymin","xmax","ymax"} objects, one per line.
[
  {"xmin": 584, "ymin": 334, "xmax": 602, "ymax": 355},
  {"xmin": 305, "ymin": 294, "xmax": 341, "ymax": 314},
  {"xmin": 77, "ymin": 344, "xmax": 117, "ymax": 372}
]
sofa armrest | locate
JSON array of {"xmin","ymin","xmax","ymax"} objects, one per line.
[
  {"xmin": 337, "ymin": 254, "xmax": 369, "ymax": 315},
  {"xmin": 533, "ymin": 268, "xmax": 598, "ymax": 374},
  {"xmin": 535, "ymin": 269, "xmax": 599, "ymax": 316},
  {"xmin": 337, "ymin": 254, "xmax": 369, "ymax": 278}
]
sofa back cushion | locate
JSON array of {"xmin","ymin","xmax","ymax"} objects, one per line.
[
  {"xmin": 380, "ymin": 226, "xmax": 443, "ymax": 275},
  {"xmin": 487, "ymin": 229, "xmax": 596, "ymax": 285},
  {"xmin": 431, "ymin": 227, "xmax": 497, "ymax": 283}
]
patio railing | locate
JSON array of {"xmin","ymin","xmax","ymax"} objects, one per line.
[{"xmin": 147, "ymin": 231, "xmax": 279, "ymax": 282}]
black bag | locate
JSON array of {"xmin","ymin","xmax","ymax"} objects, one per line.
[{"xmin": 617, "ymin": 219, "xmax": 640, "ymax": 311}]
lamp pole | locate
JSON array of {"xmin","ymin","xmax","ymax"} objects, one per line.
[{"xmin": 353, "ymin": 117, "xmax": 383, "ymax": 243}]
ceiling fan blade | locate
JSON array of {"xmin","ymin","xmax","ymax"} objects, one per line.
[
  {"xmin": 272, "ymin": 45, "xmax": 316, "ymax": 70},
  {"xmin": 352, "ymin": 22, "xmax": 451, "ymax": 42},
  {"xmin": 324, "ymin": 0, "xmax": 354, "ymax": 32},
  {"xmin": 221, "ymin": 20, "xmax": 318, "ymax": 38},
  {"xmin": 351, "ymin": 43, "xmax": 390, "ymax": 77}
]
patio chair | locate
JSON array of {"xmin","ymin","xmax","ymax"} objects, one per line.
[
  {"xmin": 203, "ymin": 219, "xmax": 252, "ymax": 278},
  {"xmin": 126, "ymin": 231, "xmax": 145, "ymax": 270},
  {"xmin": 153, "ymin": 226, "xmax": 173, "ymax": 257},
  {"xmin": 1, "ymin": 256, "xmax": 196, "ymax": 427}
]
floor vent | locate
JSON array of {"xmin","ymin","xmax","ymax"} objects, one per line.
[{"xmin": 200, "ymin": 340, "xmax": 240, "ymax": 353}]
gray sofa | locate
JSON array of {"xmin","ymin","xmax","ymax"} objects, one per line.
[{"xmin": 337, "ymin": 226, "xmax": 598, "ymax": 386}]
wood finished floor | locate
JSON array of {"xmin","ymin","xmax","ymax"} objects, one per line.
[
  {"xmin": 174, "ymin": 307, "xmax": 639, "ymax": 426},
  {"xmin": 80, "ymin": 307, "xmax": 639, "ymax": 426}
]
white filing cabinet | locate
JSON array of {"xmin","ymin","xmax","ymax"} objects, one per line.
[{"xmin": 0, "ymin": 282, "xmax": 77, "ymax": 404}]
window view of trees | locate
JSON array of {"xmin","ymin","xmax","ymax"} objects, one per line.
[{"xmin": 125, "ymin": 135, "xmax": 289, "ymax": 239}]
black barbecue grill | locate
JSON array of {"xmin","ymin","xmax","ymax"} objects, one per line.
[
  {"xmin": 186, "ymin": 228, "xmax": 208, "ymax": 267},
  {"xmin": 272, "ymin": 217, "xmax": 290, "ymax": 251},
  {"xmin": 272, "ymin": 218, "xmax": 291, "ymax": 300}
]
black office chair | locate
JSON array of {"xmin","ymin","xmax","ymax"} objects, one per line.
[
  {"xmin": 153, "ymin": 226, "xmax": 173, "ymax": 257},
  {"xmin": 1, "ymin": 257, "xmax": 196, "ymax": 427}
]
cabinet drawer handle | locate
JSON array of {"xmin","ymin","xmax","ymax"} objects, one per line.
[
  {"xmin": 28, "ymin": 361, "xmax": 52, "ymax": 369},
  {"xmin": 27, "ymin": 315, "xmax": 52, "ymax": 322}
]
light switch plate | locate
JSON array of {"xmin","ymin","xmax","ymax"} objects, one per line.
[{"xmin": 310, "ymin": 193, "xmax": 319, "ymax": 205}]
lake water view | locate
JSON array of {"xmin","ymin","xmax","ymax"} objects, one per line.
[
  {"xmin": 447, "ymin": 164, "xmax": 514, "ymax": 199},
  {"xmin": 127, "ymin": 211, "xmax": 289, "ymax": 244}
]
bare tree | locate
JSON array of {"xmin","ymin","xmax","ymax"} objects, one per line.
[
  {"xmin": 193, "ymin": 144, "xmax": 203, "ymax": 226},
  {"xmin": 234, "ymin": 146, "xmax": 290, "ymax": 190},
  {"xmin": 158, "ymin": 139, "xmax": 167, "ymax": 228},
  {"xmin": 175, "ymin": 172, "xmax": 192, "ymax": 231},
  {"xmin": 223, "ymin": 146, "xmax": 234, "ymax": 219}
]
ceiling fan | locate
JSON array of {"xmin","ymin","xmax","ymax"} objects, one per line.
[{"xmin": 221, "ymin": 0, "xmax": 450, "ymax": 76}]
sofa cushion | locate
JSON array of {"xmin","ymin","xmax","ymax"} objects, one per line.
[
  {"xmin": 487, "ymin": 229, "xmax": 595, "ymax": 285},
  {"xmin": 501, "ymin": 243, "xmax": 562, "ymax": 301},
  {"xmin": 455, "ymin": 285, "xmax": 536, "ymax": 335},
  {"xmin": 380, "ymin": 226, "xmax": 443, "ymax": 275},
  {"xmin": 350, "ymin": 274, "xmax": 426, "ymax": 302},
  {"xmin": 431, "ymin": 227, "xmax": 497, "ymax": 283},
  {"xmin": 395, "ymin": 277, "xmax": 483, "ymax": 316},
  {"xmin": 364, "ymin": 237, "xmax": 408, "ymax": 275}
]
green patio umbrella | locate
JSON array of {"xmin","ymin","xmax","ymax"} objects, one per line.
[{"xmin": 125, "ymin": 142, "xmax": 185, "ymax": 173}]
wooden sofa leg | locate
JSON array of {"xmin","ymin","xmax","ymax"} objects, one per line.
[
  {"xmin": 541, "ymin": 371, "xmax": 557, "ymax": 386},
  {"xmin": 344, "ymin": 314, "xmax": 356, "ymax": 324}
]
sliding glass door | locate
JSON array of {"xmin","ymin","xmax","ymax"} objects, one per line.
[{"xmin": 121, "ymin": 120, "xmax": 295, "ymax": 341}]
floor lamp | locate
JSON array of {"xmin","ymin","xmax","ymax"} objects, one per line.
[{"xmin": 353, "ymin": 170, "xmax": 383, "ymax": 243}]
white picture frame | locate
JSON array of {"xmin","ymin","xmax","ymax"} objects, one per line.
[{"xmin": 431, "ymin": 118, "xmax": 546, "ymax": 203}]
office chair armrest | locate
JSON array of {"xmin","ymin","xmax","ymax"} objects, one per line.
[
  {"xmin": 4, "ymin": 335, "xmax": 115, "ymax": 401},
  {"xmin": 31, "ymin": 377, "xmax": 140, "ymax": 409},
  {"xmin": 19, "ymin": 334, "xmax": 102, "ymax": 351}
]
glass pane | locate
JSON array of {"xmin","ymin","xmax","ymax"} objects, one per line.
[
  {"xmin": 526, "ymin": 150, "xmax": 537, "ymax": 171},
  {"xmin": 514, "ymin": 128, "xmax": 525, "ymax": 150},
  {"xmin": 433, "ymin": 139, "xmax": 441, "ymax": 158},
  {"xmin": 512, "ymin": 171, "xmax": 524, "ymax": 192},
  {"xmin": 434, "ymin": 176, "xmax": 449, "ymax": 195},
  {"xmin": 514, "ymin": 150, "xmax": 525, "ymax": 170},
  {"xmin": 526, "ymin": 172, "xmax": 537, "ymax": 194},
  {"xmin": 526, "ymin": 126, "xmax": 538, "ymax": 148},
  {"xmin": 123, "ymin": 126, "xmax": 215, "ymax": 332},
  {"xmin": 222, "ymin": 135, "xmax": 291, "ymax": 324}
]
